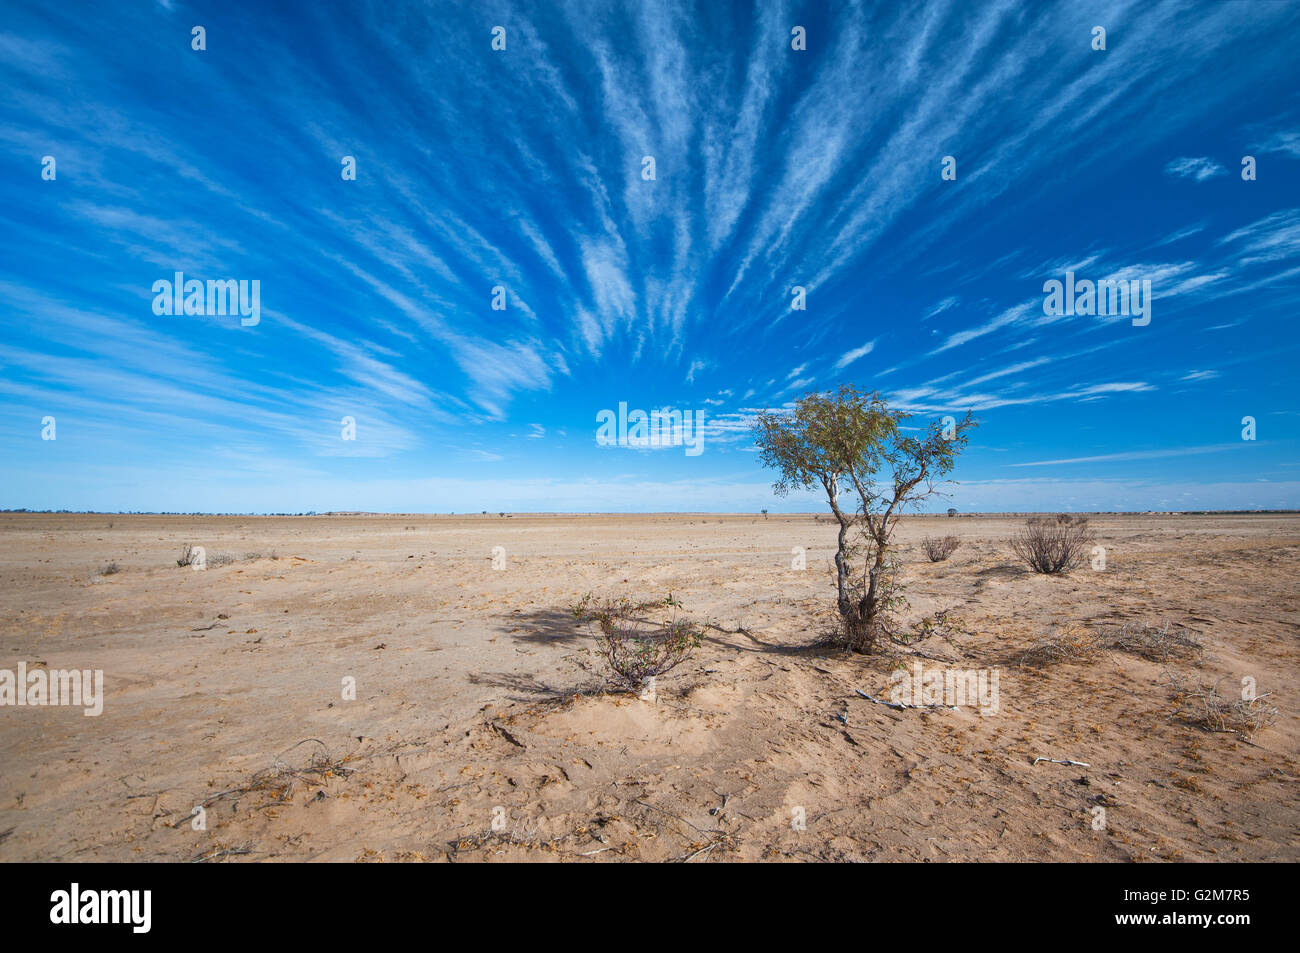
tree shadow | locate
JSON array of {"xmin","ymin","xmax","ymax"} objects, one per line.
[
  {"xmin": 497, "ymin": 604, "xmax": 825, "ymax": 659},
  {"xmin": 500, "ymin": 606, "xmax": 589, "ymax": 647},
  {"xmin": 466, "ymin": 670, "xmax": 604, "ymax": 702},
  {"xmin": 703, "ymin": 621, "xmax": 828, "ymax": 658}
]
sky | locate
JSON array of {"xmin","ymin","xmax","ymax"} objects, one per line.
[{"xmin": 1, "ymin": 0, "xmax": 1298, "ymax": 513}]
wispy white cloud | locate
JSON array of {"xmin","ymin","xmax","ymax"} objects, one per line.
[
  {"xmin": 1010, "ymin": 443, "xmax": 1239, "ymax": 468},
  {"xmin": 834, "ymin": 341, "xmax": 875, "ymax": 370},
  {"xmin": 1164, "ymin": 156, "xmax": 1227, "ymax": 181}
]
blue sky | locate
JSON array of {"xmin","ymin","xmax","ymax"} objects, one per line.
[{"xmin": 2, "ymin": 0, "xmax": 1298, "ymax": 513}]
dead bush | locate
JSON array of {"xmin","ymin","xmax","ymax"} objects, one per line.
[
  {"xmin": 1167, "ymin": 672, "xmax": 1279, "ymax": 740},
  {"xmin": 1017, "ymin": 623, "xmax": 1105, "ymax": 668},
  {"xmin": 921, "ymin": 535, "xmax": 960, "ymax": 562},
  {"xmin": 1104, "ymin": 620, "xmax": 1202, "ymax": 662},
  {"xmin": 572, "ymin": 593, "xmax": 705, "ymax": 693},
  {"xmin": 1011, "ymin": 514, "xmax": 1095, "ymax": 574},
  {"xmin": 1020, "ymin": 619, "xmax": 1203, "ymax": 669}
]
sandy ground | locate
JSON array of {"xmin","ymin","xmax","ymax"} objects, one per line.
[{"xmin": 0, "ymin": 512, "xmax": 1296, "ymax": 862}]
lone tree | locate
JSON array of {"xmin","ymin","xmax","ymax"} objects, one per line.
[{"xmin": 753, "ymin": 385, "xmax": 975, "ymax": 653}]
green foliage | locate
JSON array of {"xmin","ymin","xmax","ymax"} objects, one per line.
[
  {"xmin": 753, "ymin": 386, "xmax": 976, "ymax": 652},
  {"xmin": 572, "ymin": 592, "xmax": 705, "ymax": 692}
]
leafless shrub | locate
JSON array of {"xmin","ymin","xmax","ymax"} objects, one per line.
[
  {"xmin": 1104, "ymin": 620, "xmax": 1202, "ymax": 662},
  {"xmin": 1166, "ymin": 672, "xmax": 1279, "ymax": 740},
  {"xmin": 921, "ymin": 535, "xmax": 960, "ymax": 562},
  {"xmin": 1018, "ymin": 623, "xmax": 1106, "ymax": 668},
  {"xmin": 572, "ymin": 593, "xmax": 705, "ymax": 693},
  {"xmin": 1011, "ymin": 514, "xmax": 1095, "ymax": 574},
  {"xmin": 1020, "ymin": 619, "xmax": 1204, "ymax": 670},
  {"xmin": 208, "ymin": 553, "xmax": 236, "ymax": 567},
  {"xmin": 100, "ymin": 562, "xmax": 120, "ymax": 576},
  {"xmin": 177, "ymin": 544, "xmax": 197, "ymax": 567}
]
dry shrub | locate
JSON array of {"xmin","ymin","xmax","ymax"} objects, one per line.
[
  {"xmin": 1011, "ymin": 514, "xmax": 1095, "ymax": 574},
  {"xmin": 177, "ymin": 545, "xmax": 236, "ymax": 568},
  {"xmin": 572, "ymin": 593, "xmax": 705, "ymax": 693},
  {"xmin": 1104, "ymin": 620, "xmax": 1202, "ymax": 662},
  {"xmin": 921, "ymin": 535, "xmax": 960, "ymax": 562},
  {"xmin": 1019, "ymin": 619, "xmax": 1202, "ymax": 668},
  {"xmin": 1017, "ymin": 623, "xmax": 1105, "ymax": 668},
  {"xmin": 99, "ymin": 562, "xmax": 120, "ymax": 576},
  {"xmin": 1167, "ymin": 673, "xmax": 1279, "ymax": 740}
]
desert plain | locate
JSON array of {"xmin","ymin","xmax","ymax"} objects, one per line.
[{"xmin": 0, "ymin": 511, "xmax": 1296, "ymax": 862}]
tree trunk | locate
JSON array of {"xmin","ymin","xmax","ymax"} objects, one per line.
[
  {"xmin": 854, "ymin": 541, "xmax": 889, "ymax": 653},
  {"xmin": 834, "ymin": 517, "xmax": 852, "ymax": 618}
]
